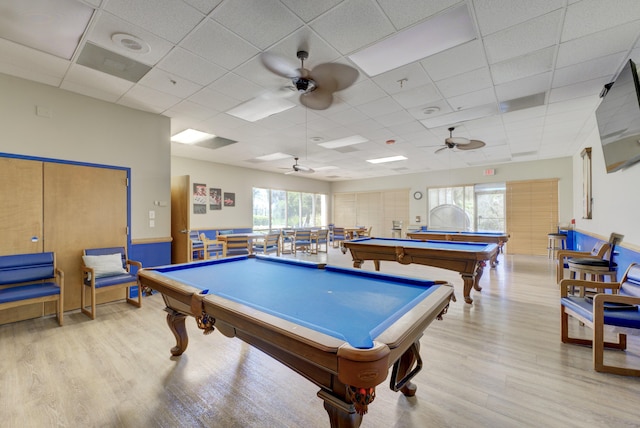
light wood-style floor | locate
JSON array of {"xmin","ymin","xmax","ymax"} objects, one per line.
[{"xmin": 2, "ymin": 247, "xmax": 639, "ymax": 428}]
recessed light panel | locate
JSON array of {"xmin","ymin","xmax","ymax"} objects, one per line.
[
  {"xmin": 366, "ymin": 155, "xmax": 408, "ymax": 164},
  {"xmin": 318, "ymin": 135, "xmax": 368, "ymax": 149},
  {"xmin": 171, "ymin": 129, "xmax": 215, "ymax": 144},
  {"xmin": 349, "ymin": 4, "xmax": 476, "ymax": 76}
]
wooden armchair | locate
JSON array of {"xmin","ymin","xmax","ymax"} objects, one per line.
[
  {"xmin": 253, "ymin": 232, "xmax": 281, "ymax": 256},
  {"xmin": 292, "ymin": 229, "xmax": 312, "ymax": 254},
  {"xmin": 332, "ymin": 227, "xmax": 346, "ymax": 248},
  {"xmin": 81, "ymin": 247, "xmax": 142, "ymax": 320},
  {"xmin": 556, "ymin": 241, "xmax": 610, "ymax": 284},
  {"xmin": 560, "ymin": 263, "xmax": 640, "ymax": 376},
  {"xmin": 224, "ymin": 235, "xmax": 250, "ymax": 257},
  {"xmin": 311, "ymin": 229, "xmax": 329, "ymax": 254},
  {"xmin": 189, "ymin": 230, "xmax": 204, "ymax": 261},
  {"xmin": 199, "ymin": 233, "xmax": 227, "ymax": 259}
]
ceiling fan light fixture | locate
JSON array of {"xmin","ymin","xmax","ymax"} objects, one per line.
[{"xmin": 293, "ymin": 77, "xmax": 316, "ymax": 93}]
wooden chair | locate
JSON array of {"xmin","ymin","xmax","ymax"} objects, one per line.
[
  {"xmin": 253, "ymin": 232, "xmax": 281, "ymax": 256},
  {"xmin": 358, "ymin": 226, "xmax": 372, "ymax": 237},
  {"xmin": 332, "ymin": 227, "xmax": 346, "ymax": 248},
  {"xmin": 199, "ymin": 233, "xmax": 227, "ymax": 259},
  {"xmin": 188, "ymin": 230, "xmax": 204, "ymax": 261},
  {"xmin": 556, "ymin": 241, "xmax": 610, "ymax": 284},
  {"xmin": 292, "ymin": 229, "xmax": 312, "ymax": 254},
  {"xmin": 567, "ymin": 233, "xmax": 623, "ymax": 285},
  {"xmin": 311, "ymin": 229, "xmax": 329, "ymax": 254},
  {"xmin": 224, "ymin": 235, "xmax": 250, "ymax": 257},
  {"xmin": 560, "ymin": 263, "xmax": 640, "ymax": 376},
  {"xmin": 81, "ymin": 247, "xmax": 142, "ymax": 320}
]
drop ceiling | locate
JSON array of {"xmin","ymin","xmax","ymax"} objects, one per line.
[{"xmin": 1, "ymin": 0, "xmax": 640, "ymax": 181}]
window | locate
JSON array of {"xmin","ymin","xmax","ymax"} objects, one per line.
[
  {"xmin": 427, "ymin": 183, "xmax": 505, "ymax": 232},
  {"xmin": 253, "ymin": 188, "xmax": 327, "ymax": 231}
]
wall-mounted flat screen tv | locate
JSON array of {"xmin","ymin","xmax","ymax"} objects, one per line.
[{"xmin": 595, "ymin": 59, "xmax": 640, "ymax": 173}]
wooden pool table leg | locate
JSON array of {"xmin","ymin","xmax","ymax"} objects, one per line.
[
  {"xmin": 165, "ymin": 309, "xmax": 188, "ymax": 356},
  {"xmin": 318, "ymin": 388, "xmax": 363, "ymax": 428},
  {"xmin": 461, "ymin": 273, "xmax": 476, "ymax": 304}
]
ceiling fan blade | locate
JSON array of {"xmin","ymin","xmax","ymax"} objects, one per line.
[
  {"xmin": 456, "ymin": 140, "xmax": 486, "ymax": 150},
  {"xmin": 445, "ymin": 136, "xmax": 470, "ymax": 145},
  {"xmin": 260, "ymin": 52, "xmax": 301, "ymax": 78},
  {"xmin": 434, "ymin": 146, "xmax": 449, "ymax": 154},
  {"xmin": 310, "ymin": 63, "xmax": 359, "ymax": 91},
  {"xmin": 296, "ymin": 165, "xmax": 314, "ymax": 173},
  {"xmin": 300, "ymin": 87, "xmax": 333, "ymax": 110}
]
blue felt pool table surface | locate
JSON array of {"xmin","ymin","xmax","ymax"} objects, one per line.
[
  {"xmin": 151, "ymin": 256, "xmax": 443, "ymax": 349},
  {"xmin": 346, "ymin": 237, "xmax": 496, "ymax": 252}
]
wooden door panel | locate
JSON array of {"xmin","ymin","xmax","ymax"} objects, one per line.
[
  {"xmin": 44, "ymin": 163, "xmax": 128, "ymax": 311},
  {"xmin": 171, "ymin": 175, "xmax": 189, "ymax": 264},
  {"xmin": 0, "ymin": 158, "xmax": 43, "ymax": 255},
  {"xmin": 0, "ymin": 158, "xmax": 45, "ymax": 324}
]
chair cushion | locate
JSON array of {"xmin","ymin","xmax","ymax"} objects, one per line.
[
  {"xmin": 0, "ymin": 282, "xmax": 60, "ymax": 303},
  {"xmin": 562, "ymin": 296, "xmax": 640, "ymax": 329},
  {"xmin": 83, "ymin": 253, "xmax": 127, "ymax": 279},
  {"xmin": 218, "ymin": 230, "xmax": 234, "ymax": 235},
  {"xmin": 569, "ymin": 258, "xmax": 609, "ymax": 267},
  {"xmin": 93, "ymin": 273, "xmax": 137, "ymax": 288}
]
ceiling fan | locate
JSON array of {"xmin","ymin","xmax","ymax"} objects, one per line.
[
  {"xmin": 435, "ymin": 127, "xmax": 486, "ymax": 153},
  {"xmin": 260, "ymin": 50, "xmax": 359, "ymax": 110},
  {"xmin": 284, "ymin": 157, "xmax": 314, "ymax": 175}
]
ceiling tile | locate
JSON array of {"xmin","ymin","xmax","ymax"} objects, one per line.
[
  {"xmin": 157, "ymin": 47, "xmax": 226, "ymax": 86},
  {"xmin": 371, "ymin": 63, "xmax": 432, "ymax": 95},
  {"xmin": 212, "ymin": 0, "xmax": 302, "ymax": 50},
  {"xmin": 548, "ymin": 76, "xmax": 608, "ymax": 103},
  {"xmin": 556, "ymin": 21, "xmax": 640, "ymax": 68},
  {"xmin": 138, "ymin": 68, "xmax": 202, "ymax": 98},
  {"xmin": 0, "ymin": 37, "xmax": 69, "ymax": 86},
  {"xmin": 484, "ymin": 10, "xmax": 563, "ymax": 64},
  {"xmin": 280, "ymin": 0, "xmax": 343, "ymax": 23},
  {"xmin": 420, "ymin": 40, "xmax": 487, "ymax": 81},
  {"xmin": 392, "ymin": 84, "xmax": 441, "ymax": 109},
  {"xmin": 310, "ymin": 0, "xmax": 395, "ymax": 54},
  {"xmin": 473, "ymin": 0, "xmax": 565, "ymax": 36},
  {"xmin": 377, "ymin": 0, "xmax": 462, "ymax": 30},
  {"xmin": 183, "ymin": 0, "xmax": 223, "ymax": 15},
  {"xmin": 447, "ymin": 87, "xmax": 497, "ymax": 111},
  {"xmin": 61, "ymin": 63, "xmax": 133, "ymax": 102},
  {"xmin": 490, "ymin": 46, "xmax": 555, "ymax": 85},
  {"xmin": 435, "ymin": 67, "xmax": 492, "ymax": 97},
  {"xmin": 180, "ymin": 19, "xmax": 260, "ymax": 70},
  {"xmin": 188, "ymin": 87, "xmax": 242, "ymax": 112},
  {"xmin": 552, "ymin": 52, "xmax": 625, "ymax": 88},
  {"xmin": 562, "ymin": 0, "xmax": 640, "ymax": 42},
  {"xmin": 118, "ymin": 84, "xmax": 182, "ymax": 113},
  {"xmin": 86, "ymin": 11, "xmax": 175, "ymax": 66},
  {"xmin": 494, "ymin": 72, "xmax": 552, "ymax": 102},
  {"xmin": 104, "ymin": 0, "xmax": 205, "ymax": 43}
]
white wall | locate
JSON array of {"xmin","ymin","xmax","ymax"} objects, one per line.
[
  {"xmin": 171, "ymin": 156, "xmax": 332, "ymax": 230},
  {"xmin": 0, "ymin": 73, "xmax": 171, "ymax": 240},
  {"xmin": 573, "ymin": 126, "xmax": 640, "ymax": 246},
  {"xmin": 331, "ymin": 157, "xmax": 574, "ymax": 230}
]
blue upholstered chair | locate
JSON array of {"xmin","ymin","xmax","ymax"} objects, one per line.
[
  {"xmin": 332, "ymin": 227, "xmax": 346, "ymax": 248},
  {"xmin": 200, "ymin": 233, "xmax": 227, "ymax": 259},
  {"xmin": 560, "ymin": 262, "xmax": 640, "ymax": 376},
  {"xmin": 311, "ymin": 229, "xmax": 329, "ymax": 254},
  {"xmin": 253, "ymin": 232, "xmax": 281, "ymax": 256},
  {"xmin": 292, "ymin": 229, "xmax": 312, "ymax": 254},
  {"xmin": 224, "ymin": 235, "xmax": 250, "ymax": 257},
  {"xmin": 81, "ymin": 247, "xmax": 142, "ymax": 320},
  {"xmin": 189, "ymin": 230, "xmax": 204, "ymax": 261}
]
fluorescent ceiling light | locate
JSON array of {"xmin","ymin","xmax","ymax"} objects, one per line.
[
  {"xmin": 0, "ymin": 0, "xmax": 94, "ymax": 60},
  {"xmin": 255, "ymin": 152, "xmax": 292, "ymax": 161},
  {"xmin": 318, "ymin": 135, "xmax": 368, "ymax": 149},
  {"xmin": 227, "ymin": 96, "xmax": 295, "ymax": 122},
  {"xmin": 366, "ymin": 155, "xmax": 408, "ymax": 164},
  {"xmin": 171, "ymin": 129, "xmax": 215, "ymax": 144},
  {"xmin": 349, "ymin": 4, "xmax": 475, "ymax": 76}
]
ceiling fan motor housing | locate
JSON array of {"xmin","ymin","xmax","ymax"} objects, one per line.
[{"xmin": 293, "ymin": 77, "xmax": 316, "ymax": 92}]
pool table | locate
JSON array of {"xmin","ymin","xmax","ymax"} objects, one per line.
[
  {"xmin": 137, "ymin": 255, "xmax": 453, "ymax": 428},
  {"xmin": 343, "ymin": 237, "xmax": 499, "ymax": 304},
  {"xmin": 406, "ymin": 230, "xmax": 510, "ymax": 266}
]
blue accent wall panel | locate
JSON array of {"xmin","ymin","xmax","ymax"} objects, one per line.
[
  {"xmin": 130, "ymin": 242, "xmax": 172, "ymax": 270},
  {"xmin": 573, "ymin": 231, "xmax": 639, "ymax": 280}
]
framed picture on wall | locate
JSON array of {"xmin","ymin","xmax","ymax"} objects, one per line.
[
  {"xmin": 224, "ymin": 192, "xmax": 235, "ymax": 207},
  {"xmin": 209, "ymin": 187, "xmax": 221, "ymax": 210},
  {"xmin": 193, "ymin": 183, "xmax": 207, "ymax": 214}
]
